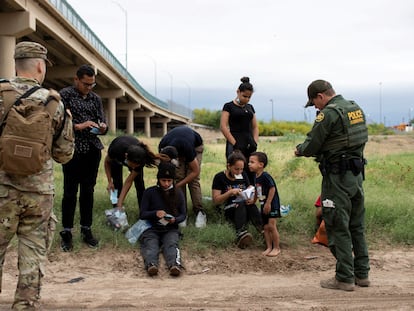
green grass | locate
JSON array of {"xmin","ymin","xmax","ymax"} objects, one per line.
[{"xmin": 50, "ymin": 132, "xmax": 414, "ymax": 254}]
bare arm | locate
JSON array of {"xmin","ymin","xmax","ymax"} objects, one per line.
[
  {"xmin": 251, "ymin": 114, "xmax": 259, "ymax": 143},
  {"xmin": 220, "ymin": 110, "xmax": 236, "ymax": 145},
  {"xmin": 116, "ymin": 170, "xmax": 138, "ymax": 209},
  {"xmin": 73, "ymin": 120, "xmax": 99, "ymax": 131},
  {"xmin": 212, "ymin": 188, "xmax": 241, "ymax": 205},
  {"xmin": 103, "ymin": 155, "xmax": 114, "ymax": 191},
  {"xmin": 175, "ymin": 158, "xmax": 199, "ymax": 189},
  {"xmin": 264, "ymin": 186, "xmax": 276, "ymax": 214}
]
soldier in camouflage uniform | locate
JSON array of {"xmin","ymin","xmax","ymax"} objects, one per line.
[
  {"xmin": 295, "ymin": 80, "xmax": 370, "ymax": 292},
  {"xmin": 0, "ymin": 42, "xmax": 74, "ymax": 310}
]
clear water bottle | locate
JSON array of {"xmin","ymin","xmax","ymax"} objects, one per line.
[
  {"xmin": 125, "ymin": 220, "xmax": 151, "ymax": 244},
  {"xmin": 280, "ymin": 204, "xmax": 291, "ymax": 217},
  {"xmin": 110, "ymin": 189, "xmax": 118, "ymax": 205}
]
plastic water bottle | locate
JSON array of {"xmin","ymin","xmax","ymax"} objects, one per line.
[
  {"xmin": 125, "ymin": 220, "xmax": 151, "ymax": 244},
  {"xmin": 280, "ymin": 204, "xmax": 291, "ymax": 217},
  {"xmin": 110, "ymin": 189, "xmax": 118, "ymax": 205}
]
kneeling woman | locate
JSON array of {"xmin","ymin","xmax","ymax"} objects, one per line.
[
  {"xmin": 212, "ymin": 151, "xmax": 262, "ymax": 248},
  {"xmin": 139, "ymin": 162, "xmax": 186, "ymax": 276}
]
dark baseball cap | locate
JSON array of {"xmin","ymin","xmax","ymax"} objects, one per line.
[
  {"xmin": 14, "ymin": 41, "xmax": 52, "ymax": 66},
  {"xmin": 306, "ymin": 80, "xmax": 333, "ymax": 107}
]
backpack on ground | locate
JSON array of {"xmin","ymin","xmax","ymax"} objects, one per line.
[{"xmin": 0, "ymin": 80, "xmax": 60, "ymax": 175}]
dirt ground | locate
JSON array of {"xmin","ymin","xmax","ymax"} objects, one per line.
[
  {"xmin": 1, "ymin": 134, "xmax": 413, "ymax": 310},
  {"xmin": 1, "ymin": 244, "xmax": 414, "ymax": 310}
]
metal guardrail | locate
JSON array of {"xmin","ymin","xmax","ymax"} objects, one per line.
[{"xmin": 48, "ymin": 0, "xmax": 192, "ymax": 118}]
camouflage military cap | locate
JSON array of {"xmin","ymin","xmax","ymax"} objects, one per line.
[{"xmin": 14, "ymin": 41, "xmax": 52, "ymax": 66}]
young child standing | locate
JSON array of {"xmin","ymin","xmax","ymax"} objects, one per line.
[{"xmin": 248, "ymin": 151, "xmax": 281, "ymax": 257}]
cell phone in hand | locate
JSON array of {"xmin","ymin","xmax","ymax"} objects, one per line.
[{"xmin": 90, "ymin": 127, "xmax": 100, "ymax": 134}]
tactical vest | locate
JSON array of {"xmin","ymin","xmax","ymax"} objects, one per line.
[{"xmin": 321, "ymin": 99, "xmax": 368, "ymax": 152}]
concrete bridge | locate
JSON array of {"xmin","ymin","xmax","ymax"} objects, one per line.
[{"xmin": 0, "ymin": 0, "xmax": 192, "ymax": 137}]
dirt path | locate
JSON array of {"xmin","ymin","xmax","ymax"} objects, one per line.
[{"xmin": 1, "ymin": 245, "xmax": 413, "ymax": 310}]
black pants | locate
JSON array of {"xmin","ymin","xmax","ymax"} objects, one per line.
[
  {"xmin": 225, "ymin": 202, "xmax": 262, "ymax": 236},
  {"xmin": 110, "ymin": 160, "xmax": 145, "ymax": 207},
  {"xmin": 61, "ymin": 147, "xmax": 101, "ymax": 229}
]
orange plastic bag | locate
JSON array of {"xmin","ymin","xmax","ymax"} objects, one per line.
[{"xmin": 311, "ymin": 220, "xmax": 328, "ymax": 247}]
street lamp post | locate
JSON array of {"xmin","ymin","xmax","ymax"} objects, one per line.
[
  {"xmin": 112, "ymin": 1, "xmax": 128, "ymax": 71},
  {"xmin": 143, "ymin": 54, "xmax": 157, "ymax": 96},
  {"xmin": 379, "ymin": 82, "xmax": 382, "ymax": 124},
  {"xmin": 163, "ymin": 71, "xmax": 173, "ymax": 109},
  {"xmin": 181, "ymin": 80, "xmax": 191, "ymax": 110},
  {"xmin": 270, "ymin": 99, "xmax": 274, "ymax": 121}
]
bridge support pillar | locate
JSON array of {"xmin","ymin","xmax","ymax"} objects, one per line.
[
  {"xmin": 107, "ymin": 97, "xmax": 116, "ymax": 133},
  {"xmin": 144, "ymin": 116, "xmax": 151, "ymax": 138},
  {"xmin": 0, "ymin": 36, "xmax": 16, "ymax": 78},
  {"xmin": 162, "ymin": 121, "xmax": 168, "ymax": 136},
  {"xmin": 126, "ymin": 109, "xmax": 134, "ymax": 134}
]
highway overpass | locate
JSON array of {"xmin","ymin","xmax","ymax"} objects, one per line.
[{"xmin": 0, "ymin": 0, "xmax": 192, "ymax": 137}]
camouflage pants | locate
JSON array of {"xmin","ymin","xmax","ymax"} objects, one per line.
[{"xmin": 0, "ymin": 185, "xmax": 53, "ymax": 310}]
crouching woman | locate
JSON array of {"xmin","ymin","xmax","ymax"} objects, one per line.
[{"xmin": 139, "ymin": 162, "xmax": 186, "ymax": 276}]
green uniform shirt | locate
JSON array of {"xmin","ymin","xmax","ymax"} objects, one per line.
[{"xmin": 297, "ymin": 95, "xmax": 366, "ymax": 163}]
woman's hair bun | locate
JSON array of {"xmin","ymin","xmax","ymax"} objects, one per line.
[{"xmin": 240, "ymin": 76, "xmax": 250, "ymax": 83}]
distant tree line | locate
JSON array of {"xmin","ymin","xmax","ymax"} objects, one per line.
[{"xmin": 192, "ymin": 108, "xmax": 396, "ymax": 136}]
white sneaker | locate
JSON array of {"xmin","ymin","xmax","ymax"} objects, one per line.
[
  {"xmin": 178, "ymin": 217, "xmax": 187, "ymax": 228},
  {"xmin": 195, "ymin": 211, "xmax": 207, "ymax": 228}
]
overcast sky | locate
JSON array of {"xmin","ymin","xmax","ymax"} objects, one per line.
[{"xmin": 67, "ymin": 0, "xmax": 414, "ymax": 126}]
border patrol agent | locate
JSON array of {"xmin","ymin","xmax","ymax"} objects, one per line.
[
  {"xmin": 295, "ymin": 80, "xmax": 370, "ymax": 292},
  {"xmin": 0, "ymin": 42, "xmax": 74, "ymax": 310}
]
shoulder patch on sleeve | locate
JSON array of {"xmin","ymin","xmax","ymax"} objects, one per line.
[{"xmin": 315, "ymin": 112, "xmax": 325, "ymax": 122}]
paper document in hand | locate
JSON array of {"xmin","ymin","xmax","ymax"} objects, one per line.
[
  {"xmin": 241, "ymin": 187, "xmax": 255, "ymax": 200},
  {"xmin": 233, "ymin": 187, "xmax": 255, "ymax": 203}
]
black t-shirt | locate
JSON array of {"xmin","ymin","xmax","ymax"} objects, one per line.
[
  {"xmin": 255, "ymin": 171, "xmax": 280, "ymax": 209},
  {"xmin": 222, "ymin": 101, "xmax": 256, "ymax": 155},
  {"xmin": 108, "ymin": 135, "xmax": 140, "ymax": 171},
  {"xmin": 222, "ymin": 101, "xmax": 255, "ymax": 134},
  {"xmin": 212, "ymin": 171, "xmax": 251, "ymax": 207},
  {"xmin": 159, "ymin": 126, "xmax": 203, "ymax": 163}
]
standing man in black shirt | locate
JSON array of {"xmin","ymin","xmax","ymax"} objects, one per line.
[{"xmin": 59, "ymin": 64, "xmax": 108, "ymax": 251}]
